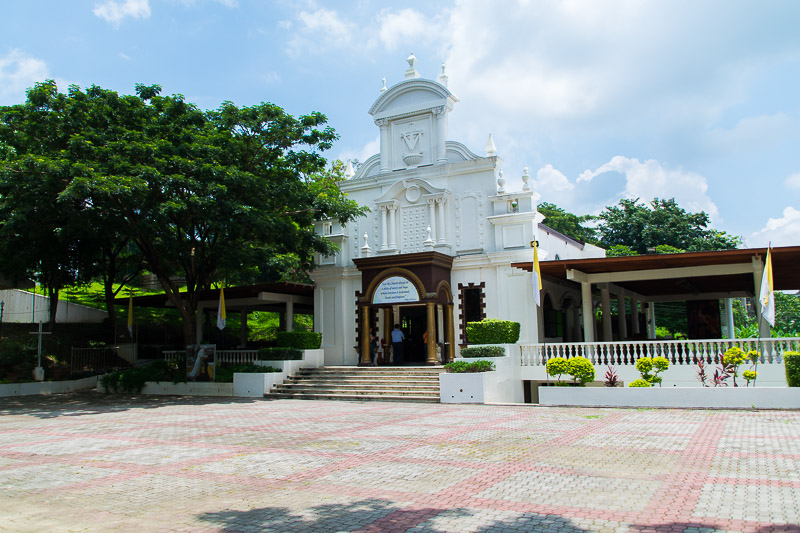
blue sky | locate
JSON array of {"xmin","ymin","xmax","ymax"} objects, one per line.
[{"xmin": 1, "ymin": 0, "xmax": 799, "ymax": 247}]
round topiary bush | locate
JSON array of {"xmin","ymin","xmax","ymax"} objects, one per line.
[
  {"xmin": 628, "ymin": 379, "xmax": 651, "ymax": 388},
  {"xmin": 546, "ymin": 357, "xmax": 570, "ymax": 382},
  {"xmin": 567, "ymin": 356, "xmax": 595, "ymax": 385}
]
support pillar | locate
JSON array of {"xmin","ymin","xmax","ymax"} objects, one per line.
[
  {"xmin": 445, "ymin": 303, "xmax": 455, "ymax": 363},
  {"xmin": 616, "ymin": 292, "xmax": 627, "ymax": 340},
  {"xmin": 195, "ymin": 306, "xmax": 204, "ymax": 345},
  {"xmin": 631, "ymin": 296, "xmax": 640, "ymax": 336},
  {"xmin": 648, "ymin": 303, "xmax": 657, "ymax": 339},
  {"xmin": 580, "ymin": 281, "xmax": 594, "ymax": 343},
  {"xmin": 426, "ymin": 302, "xmax": 437, "ymax": 365},
  {"xmin": 726, "ymin": 298, "xmax": 736, "ymax": 340},
  {"xmin": 383, "ymin": 307, "xmax": 393, "ymax": 363},
  {"xmin": 360, "ymin": 305, "xmax": 371, "ymax": 365},
  {"xmin": 601, "ymin": 285, "xmax": 612, "ymax": 341},
  {"xmin": 285, "ymin": 298, "xmax": 294, "ymax": 332}
]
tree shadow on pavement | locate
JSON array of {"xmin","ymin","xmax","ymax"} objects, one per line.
[
  {"xmin": 0, "ymin": 389, "xmax": 262, "ymax": 418},
  {"xmin": 198, "ymin": 499, "xmax": 589, "ymax": 532}
]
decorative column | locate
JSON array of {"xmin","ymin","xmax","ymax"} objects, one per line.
[
  {"xmin": 445, "ymin": 303, "xmax": 455, "ymax": 363},
  {"xmin": 379, "ymin": 205, "xmax": 389, "ymax": 251},
  {"xmin": 376, "ymin": 119, "xmax": 390, "ymax": 173},
  {"xmin": 427, "ymin": 199, "xmax": 437, "ymax": 242},
  {"xmin": 436, "ymin": 197, "xmax": 447, "ymax": 244},
  {"xmin": 601, "ymin": 285, "xmax": 612, "ymax": 341},
  {"xmin": 580, "ymin": 281, "xmax": 594, "ymax": 343},
  {"xmin": 360, "ymin": 305, "xmax": 371, "ymax": 366},
  {"xmin": 616, "ymin": 292, "xmax": 627, "ymax": 340},
  {"xmin": 388, "ymin": 204, "xmax": 397, "ymax": 250},
  {"xmin": 383, "ymin": 308, "xmax": 393, "ymax": 362},
  {"xmin": 631, "ymin": 296, "xmax": 640, "ymax": 335},
  {"xmin": 434, "ymin": 106, "xmax": 448, "ymax": 163},
  {"xmin": 426, "ymin": 302, "xmax": 437, "ymax": 365}
]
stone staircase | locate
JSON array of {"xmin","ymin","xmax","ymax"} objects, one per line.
[{"xmin": 267, "ymin": 366, "xmax": 445, "ymax": 403}]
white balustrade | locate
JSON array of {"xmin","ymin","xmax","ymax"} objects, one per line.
[
  {"xmin": 163, "ymin": 349, "xmax": 260, "ymax": 366},
  {"xmin": 519, "ymin": 338, "xmax": 800, "ymax": 367}
]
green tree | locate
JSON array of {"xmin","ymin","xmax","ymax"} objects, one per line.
[
  {"xmin": 595, "ymin": 198, "xmax": 740, "ymax": 254},
  {"xmin": 537, "ymin": 202, "xmax": 598, "ymax": 244}
]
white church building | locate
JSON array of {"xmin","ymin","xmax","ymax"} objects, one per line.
[{"xmin": 311, "ymin": 55, "xmax": 604, "ymax": 367}]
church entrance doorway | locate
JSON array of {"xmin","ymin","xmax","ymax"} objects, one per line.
[{"xmin": 400, "ymin": 305, "xmax": 437, "ymax": 363}]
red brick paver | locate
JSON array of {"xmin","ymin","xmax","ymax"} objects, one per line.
[{"xmin": 1, "ymin": 392, "xmax": 799, "ymax": 532}]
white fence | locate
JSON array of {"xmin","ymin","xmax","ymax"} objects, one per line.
[
  {"xmin": 519, "ymin": 337, "xmax": 800, "ymax": 367},
  {"xmin": 163, "ymin": 349, "xmax": 260, "ymax": 366}
]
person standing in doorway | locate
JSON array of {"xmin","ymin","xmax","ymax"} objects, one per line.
[{"xmin": 391, "ymin": 324, "xmax": 405, "ymax": 366}]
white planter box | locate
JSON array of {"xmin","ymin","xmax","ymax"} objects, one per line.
[
  {"xmin": 0, "ymin": 375, "xmax": 99, "ymax": 397},
  {"xmin": 233, "ymin": 373, "xmax": 282, "ymax": 397},
  {"xmin": 539, "ymin": 386, "xmax": 800, "ymax": 409},
  {"xmin": 457, "ymin": 345, "xmax": 524, "ymax": 403},
  {"xmin": 125, "ymin": 382, "xmax": 233, "ymax": 396},
  {"xmin": 439, "ymin": 372, "xmax": 498, "ymax": 403}
]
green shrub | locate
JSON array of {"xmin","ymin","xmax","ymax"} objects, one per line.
[
  {"xmin": 567, "ymin": 357, "xmax": 595, "ymax": 385},
  {"xmin": 785, "ymin": 352, "xmax": 800, "ymax": 387},
  {"xmin": 275, "ymin": 331, "xmax": 322, "ymax": 349},
  {"xmin": 628, "ymin": 379, "xmax": 651, "ymax": 387},
  {"xmin": 742, "ymin": 369, "xmax": 758, "ymax": 386},
  {"xmin": 465, "ymin": 319, "xmax": 520, "ymax": 344},
  {"xmin": 100, "ymin": 360, "xmax": 186, "ymax": 393},
  {"xmin": 635, "ymin": 356, "xmax": 670, "ymax": 386},
  {"xmin": 214, "ymin": 364, "xmax": 280, "ymax": 383},
  {"xmin": 546, "ymin": 357, "xmax": 570, "ymax": 382},
  {"xmin": 258, "ymin": 347, "xmax": 303, "ymax": 360},
  {"xmin": 444, "ymin": 360, "xmax": 495, "ymax": 373},
  {"xmin": 460, "ymin": 346, "xmax": 506, "ymax": 358}
]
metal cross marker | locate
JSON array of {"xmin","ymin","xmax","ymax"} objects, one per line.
[{"xmin": 29, "ymin": 321, "xmax": 51, "ymax": 381}]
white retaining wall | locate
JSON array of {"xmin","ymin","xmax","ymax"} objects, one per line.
[
  {"xmin": 539, "ymin": 386, "xmax": 800, "ymax": 409},
  {"xmin": 1, "ymin": 375, "xmax": 99, "ymax": 397},
  {"xmin": 0, "ymin": 289, "xmax": 108, "ymax": 323}
]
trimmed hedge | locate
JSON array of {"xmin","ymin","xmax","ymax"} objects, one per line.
[
  {"xmin": 215, "ymin": 364, "xmax": 280, "ymax": 383},
  {"xmin": 258, "ymin": 347, "xmax": 303, "ymax": 360},
  {"xmin": 460, "ymin": 346, "xmax": 506, "ymax": 358},
  {"xmin": 785, "ymin": 351, "xmax": 800, "ymax": 387},
  {"xmin": 466, "ymin": 319, "xmax": 520, "ymax": 344},
  {"xmin": 444, "ymin": 360, "xmax": 495, "ymax": 373},
  {"xmin": 275, "ymin": 331, "xmax": 322, "ymax": 349}
]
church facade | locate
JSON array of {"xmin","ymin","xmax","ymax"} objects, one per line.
[{"xmin": 311, "ymin": 56, "xmax": 604, "ymax": 366}]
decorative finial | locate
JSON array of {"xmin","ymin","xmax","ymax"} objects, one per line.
[
  {"xmin": 522, "ymin": 165, "xmax": 531, "ymax": 191},
  {"xmin": 380, "ymin": 77, "xmax": 387, "ymax": 93},
  {"xmin": 405, "ymin": 52, "xmax": 420, "ymax": 79},
  {"xmin": 485, "ymin": 134, "xmax": 497, "ymax": 157},
  {"xmin": 438, "ymin": 63, "xmax": 448, "ymax": 87},
  {"xmin": 423, "ymin": 226, "xmax": 435, "ymax": 249},
  {"xmin": 361, "ymin": 232, "xmax": 372, "ymax": 257},
  {"xmin": 344, "ymin": 159, "xmax": 355, "ymax": 179},
  {"xmin": 497, "ymin": 169, "xmax": 505, "ymax": 194}
]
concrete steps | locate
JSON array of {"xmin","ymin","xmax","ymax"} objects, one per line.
[{"xmin": 268, "ymin": 365, "xmax": 445, "ymax": 403}]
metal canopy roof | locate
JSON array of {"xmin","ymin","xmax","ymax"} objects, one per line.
[{"xmin": 511, "ymin": 246, "xmax": 800, "ymax": 300}]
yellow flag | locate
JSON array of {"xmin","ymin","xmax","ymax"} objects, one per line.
[
  {"xmin": 532, "ymin": 243, "xmax": 542, "ymax": 307},
  {"xmin": 759, "ymin": 248, "xmax": 774, "ymax": 327},
  {"xmin": 127, "ymin": 295, "xmax": 134, "ymax": 336}
]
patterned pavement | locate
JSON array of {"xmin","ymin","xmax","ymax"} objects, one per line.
[{"xmin": 1, "ymin": 392, "xmax": 799, "ymax": 532}]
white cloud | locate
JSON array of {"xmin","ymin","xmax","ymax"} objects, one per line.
[
  {"xmin": 786, "ymin": 172, "xmax": 800, "ymax": 190},
  {"xmin": 577, "ymin": 156, "xmax": 719, "ymax": 221},
  {"xmin": 337, "ymin": 135, "xmax": 380, "ymax": 167},
  {"xmin": 749, "ymin": 207, "xmax": 800, "ymax": 247},
  {"xmin": 534, "ymin": 164, "xmax": 574, "ymax": 192},
  {"xmin": 374, "ymin": 9, "xmax": 438, "ymax": 51},
  {"xmin": 0, "ymin": 49, "xmax": 49, "ymax": 105},
  {"xmin": 93, "ymin": 0, "xmax": 151, "ymax": 28},
  {"xmin": 286, "ymin": 8, "xmax": 355, "ymax": 57},
  {"xmin": 707, "ymin": 113, "xmax": 795, "ymax": 153}
]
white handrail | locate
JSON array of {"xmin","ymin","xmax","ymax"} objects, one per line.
[{"xmin": 519, "ymin": 337, "xmax": 800, "ymax": 366}]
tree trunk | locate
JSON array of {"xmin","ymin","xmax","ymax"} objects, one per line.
[{"xmin": 47, "ymin": 286, "xmax": 59, "ymax": 330}]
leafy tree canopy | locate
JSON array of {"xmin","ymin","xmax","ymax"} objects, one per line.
[
  {"xmin": 0, "ymin": 80, "xmax": 366, "ymax": 342},
  {"xmin": 595, "ymin": 198, "xmax": 740, "ymax": 255},
  {"xmin": 537, "ymin": 202, "xmax": 598, "ymax": 245}
]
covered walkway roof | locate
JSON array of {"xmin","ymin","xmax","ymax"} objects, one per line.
[{"xmin": 511, "ymin": 246, "xmax": 800, "ymax": 301}]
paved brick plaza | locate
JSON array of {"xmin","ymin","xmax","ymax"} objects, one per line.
[{"xmin": 1, "ymin": 392, "xmax": 799, "ymax": 532}]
